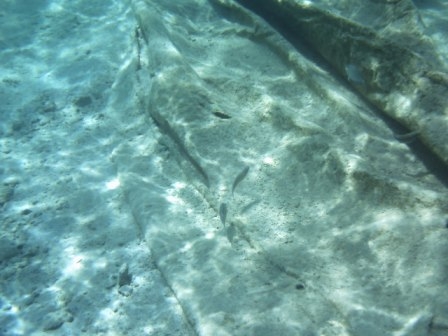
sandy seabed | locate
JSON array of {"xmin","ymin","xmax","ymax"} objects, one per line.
[{"xmin": 1, "ymin": 1, "xmax": 448, "ymax": 335}]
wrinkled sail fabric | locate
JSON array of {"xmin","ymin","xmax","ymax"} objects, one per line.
[{"xmin": 113, "ymin": 0, "xmax": 448, "ymax": 334}]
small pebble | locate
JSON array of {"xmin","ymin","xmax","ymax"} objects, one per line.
[
  {"xmin": 295, "ymin": 284, "xmax": 305, "ymax": 290},
  {"xmin": 21, "ymin": 209, "xmax": 32, "ymax": 215}
]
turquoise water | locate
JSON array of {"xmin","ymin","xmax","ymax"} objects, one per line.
[{"xmin": 1, "ymin": 1, "xmax": 447, "ymax": 335}]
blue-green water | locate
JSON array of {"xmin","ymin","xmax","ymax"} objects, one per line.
[{"xmin": 1, "ymin": 1, "xmax": 447, "ymax": 335}]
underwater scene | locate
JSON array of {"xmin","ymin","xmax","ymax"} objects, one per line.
[{"xmin": 1, "ymin": 0, "xmax": 448, "ymax": 335}]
